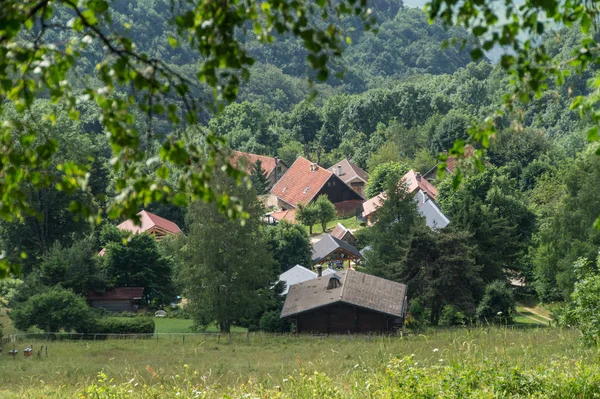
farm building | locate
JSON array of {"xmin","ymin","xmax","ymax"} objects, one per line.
[
  {"xmin": 278, "ymin": 264, "xmax": 336, "ymax": 295},
  {"xmin": 330, "ymin": 223, "xmax": 357, "ymax": 245},
  {"xmin": 270, "ymin": 157, "xmax": 363, "ymax": 211},
  {"xmin": 281, "ymin": 269, "xmax": 408, "ymax": 333},
  {"xmin": 328, "ymin": 159, "xmax": 369, "ymax": 198},
  {"xmin": 312, "ymin": 234, "xmax": 363, "ymax": 268},
  {"xmin": 88, "ymin": 287, "xmax": 144, "ymax": 313},
  {"xmin": 231, "ymin": 150, "xmax": 288, "ymax": 189}
]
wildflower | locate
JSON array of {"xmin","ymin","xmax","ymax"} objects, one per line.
[
  {"xmin": 433, "ymin": 348, "xmax": 439, "ymax": 352},
  {"xmin": 497, "ymin": 311, "xmax": 503, "ymax": 316}
]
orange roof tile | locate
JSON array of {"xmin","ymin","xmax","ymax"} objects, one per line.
[
  {"xmin": 118, "ymin": 210, "xmax": 182, "ymax": 235},
  {"xmin": 231, "ymin": 150, "xmax": 279, "ymax": 177},
  {"xmin": 270, "ymin": 209, "xmax": 297, "ymax": 223},
  {"xmin": 402, "ymin": 170, "xmax": 438, "ymax": 200},
  {"xmin": 270, "ymin": 157, "xmax": 333, "ymax": 207}
]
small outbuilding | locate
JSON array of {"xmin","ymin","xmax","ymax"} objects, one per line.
[
  {"xmin": 330, "ymin": 223, "xmax": 357, "ymax": 246},
  {"xmin": 281, "ymin": 270, "xmax": 407, "ymax": 333},
  {"xmin": 312, "ymin": 234, "xmax": 362, "ymax": 268},
  {"xmin": 88, "ymin": 287, "xmax": 144, "ymax": 313}
]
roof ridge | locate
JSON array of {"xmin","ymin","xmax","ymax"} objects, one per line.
[{"xmin": 339, "ymin": 269, "xmax": 349, "ymax": 301}]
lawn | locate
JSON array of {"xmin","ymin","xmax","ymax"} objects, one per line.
[
  {"xmin": 302, "ymin": 215, "xmax": 366, "ymax": 236},
  {"xmin": 152, "ymin": 318, "xmax": 247, "ymax": 334},
  {"xmin": 0, "ymin": 326, "xmax": 595, "ymax": 398}
]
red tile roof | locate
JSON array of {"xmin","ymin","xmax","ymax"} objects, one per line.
[
  {"xmin": 362, "ymin": 192, "xmax": 385, "ymax": 218},
  {"xmin": 88, "ymin": 287, "xmax": 144, "ymax": 301},
  {"xmin": 270, "ymin": 157, "xmax": 333, "ymax": 207},
  {"xmin": 118, "ymin": 210, "xmax": 182, "ymax": 235},
  {"xmin": 402, "ymin": 170, "xmax": 438, "ymax": 200},
  {"xmin": 270, "ymin": 209, "xmax": 297, "ymax": 223},
  {"xmin": 328, "ymin": 159, "xmax": 369, "ymax": 184},
  {"xmin": 446, "ymin": 144, "xmax": 475, "ymax": 174},
  {"xmin": 231, "ymin": 150, "xmax": 279, "ymax": 177}
]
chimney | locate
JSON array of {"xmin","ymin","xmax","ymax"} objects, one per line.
[
  {"xmin": 316, "ymin": 265, "xmax": 323, "ymax": 277},
  {"xmin": 337, "ymin": 165, "xmax": 342, "ymax": 176}
]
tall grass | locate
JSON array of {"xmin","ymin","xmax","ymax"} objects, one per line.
[{"xmin": 0, "ymin": 327, "xmax": 595, "ymax": 398}]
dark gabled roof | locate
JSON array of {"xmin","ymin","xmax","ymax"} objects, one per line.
[
  {"xmin": 328, "ymin": 159, "xmax": 369, "ymax": 184},
  {"xmin": 88, "ymin": 287, "xmax": 144, "ymax": 301},
  {"xmin": 281, "ymin": 269, "xmax": 407, "ymax": 318},
  {"xmin": 311, "ymin": 234, "xmax": 362, "ymax": 265}
]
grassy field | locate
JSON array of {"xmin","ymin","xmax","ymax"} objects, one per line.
[
  {"xmin": 153, "ymin": 318, "xmax": 247, "ymax": 334},
  {"xmin": 0, "ymin": 326, "xmax": 596, "ymax": 398}
]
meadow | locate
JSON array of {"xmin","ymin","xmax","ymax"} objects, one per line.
[{"xmin": 1, "ymin": 326, "xmax": 598, "ymax": 398}]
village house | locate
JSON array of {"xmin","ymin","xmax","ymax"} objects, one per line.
[
  {"xmin": 312, "ymin": 234, "xmax": 363, "ymax": 268},
  {"xmin": 231, "ymin": 150, "xmax": 288, "ymax": 189},
  {"xmin": 328, "ymin": 159, "xmax": 369, "ymax": 198},
  {"xmin": 98, "ymin": 210, "xmax": 182, "ymax": 255},
  {"xmin": 362, "ymin": 170, "xmax": 449, "ymax": 229},
  {"xmin": 281, "ymin": 269, "xmax": 408, "ymax": 333},
  {"xmin": 88, "ymin": 287, "xmax": 144, "ymax": 313},
  {"xmin": 270, "ymin": 157, "xmax": 364, "ymax": 218}
]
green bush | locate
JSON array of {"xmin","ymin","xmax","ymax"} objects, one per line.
[
  {"xmin": 440, "ymin": 305, "xmax": 467, "ymax": 326},
  {"xmin": 476, "ymin": 280, "xmax": 516, "ymax": 324},
  {"xmin": 85, "ymin": 317, "xmax": 155, "ymax": 335},
  {"xmin": 259, "ymin": 310, "xmax": 291, "ymax": 332},
  {"xmin": 10, "ymin": 286, "xmax": 93, "ymax": 333}
]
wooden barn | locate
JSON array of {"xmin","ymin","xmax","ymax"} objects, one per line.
[
  {"xmin": 281, "ymin": 270, "xmax": 407, "ymax": 333},
  {"xmin": 88, "ymin": 287, "xmax": 144, "ymax": 313}
]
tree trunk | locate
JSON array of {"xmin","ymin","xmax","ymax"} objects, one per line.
[{"xmin": 322, "ymin": 221, "xmax": 327, "ymax": 232}]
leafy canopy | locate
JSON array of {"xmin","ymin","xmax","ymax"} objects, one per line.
[{"xmin": 0, "ymin": 0, "xmax": 375, "ymax": 277}]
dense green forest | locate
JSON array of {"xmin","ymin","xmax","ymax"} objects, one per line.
[{"xmin": 3, "ymin": 0, "xmax": 600, "ymax": 331}]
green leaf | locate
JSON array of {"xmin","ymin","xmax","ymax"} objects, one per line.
[{"xmin": 587, "ymin": 126, "xmax": 599, "ymax": 142}]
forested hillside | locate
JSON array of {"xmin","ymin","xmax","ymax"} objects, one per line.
[{"xmin": 2, "ymin": 0, "xmax": 600, "ymax": 331}]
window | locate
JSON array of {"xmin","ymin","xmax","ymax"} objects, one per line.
[
  {"xmin": 277, "ymin": 166, "xmax": 282, "ymax": 173},
  {"xmin": 282, "ymin": 186, "xmax": 287, "ymax": 193},
  {"xmin": 303, "ymin": 187, "xmax": 309, "ymax": 193}
]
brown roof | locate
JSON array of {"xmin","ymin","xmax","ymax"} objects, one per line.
[
  {"xmin": 88, "ymin": 287, "xmax": 144, "ymax": 301},
  {"xmin": 330, "ymin": 223, "xmax": 353, "ymax": 241},
  {"xmin": 281, "ymin": 269, "xmax": 407, "ymax": 318},
  {"xmin": 231, "ymin": 150, "xmax": 280, "ymax": 178},
  {"xmin": 118, "ymin": 210, "xmax": 182, "ymax": 235},
  {"xmin": 270, "ymin": 157, "xmax": 334, "ymax": 207},
  {"xmin": 361, "ymin": 169, "xmax": 438, "ymax": 219},
  {"xmin": 328, "ymin": 159, "xmax": 369, "ymax": 184}
]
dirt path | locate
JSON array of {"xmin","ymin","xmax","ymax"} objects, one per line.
[
  {"xmin": 521, "ymin": 306, "xmax": 552, "ymax": 321},
  {"xmin": 516, "ymin": 310, "xmax": 546, "ymax": 324}
]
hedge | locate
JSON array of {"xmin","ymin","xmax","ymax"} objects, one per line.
[{"xmin": 84, "ymin": 317, "xmax": 155, "ymax": 335}]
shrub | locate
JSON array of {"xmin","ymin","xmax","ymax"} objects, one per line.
[
  {"xmin": 476, "ymin": 280, "xmax": 516, "ymax": 324},
  {"xmin": 85, "ymin": 317, "xmax": 155, "ymax": 335},
  {"xmin": 259, "ymin": 310, "xmax": 291, "ymax": 332},
  {"xmin": 440, "ymin": 305, "xmax": 467, "ymax": 326},
  {"xmin": 10, "ymin": 287, "xmax": 93, "ymax": 333}
]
